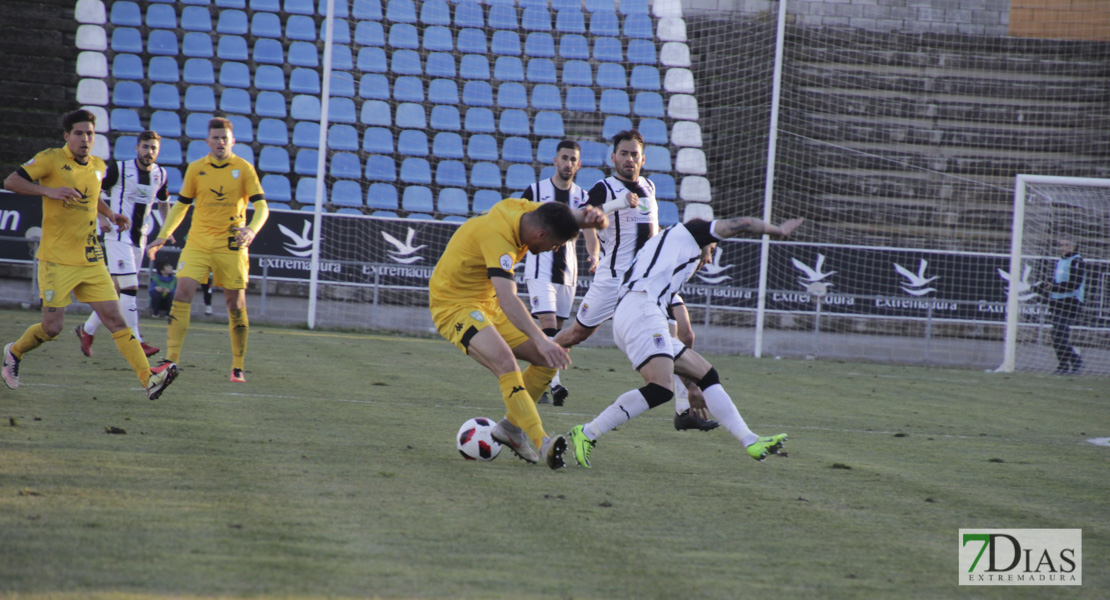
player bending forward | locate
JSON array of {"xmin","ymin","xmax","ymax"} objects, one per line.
[{"xmin": 568, "ymin": 215, "xmax": 804, "ymax": 468}]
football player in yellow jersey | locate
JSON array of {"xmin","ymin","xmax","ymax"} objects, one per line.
[
  {"xmin": 147, "ymin": 117, "xmax": 268, "ymax": 383},
  {"xmin": 429, "ymin": 198, "xmax": 607, "ymax": 469},
  {"xmin": 1, "ymin": 109, "xmax": 177, "ymax": 399}
]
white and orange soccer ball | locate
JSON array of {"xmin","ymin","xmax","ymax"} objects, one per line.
[{"xmin": 456, "ymin": 417, "xmax": 502, "ymax": 461}]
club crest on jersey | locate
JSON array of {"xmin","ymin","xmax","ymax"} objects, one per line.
[
  {"xmin": 652, "ymin": 334, "xmax": 666, "ymax": 349},
  {"xmin": 469, "ymin": 310, "xmax": 484, "ymax": 322},
  {"xmin": 43, "ymin": 290, "xmax": 54, "ymax": 303},
  {"xmin": 580, "ymin": 302, "xmax": 589, "ymax": 317},
  {"xmin": 499, "ymin": 254, "xmax": 514, "ymax": 271},
  {"xmin": 95, "ymin": 170, "xmax": 104, "ymax": 180},
  {"xmin": 231, "ymin": 169, "xmax": 241, "ymax": 179}
]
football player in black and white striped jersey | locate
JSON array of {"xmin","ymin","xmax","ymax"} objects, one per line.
[{"xmin": 567, "ymin": 215, "xmax": 803, "ymax": 468}]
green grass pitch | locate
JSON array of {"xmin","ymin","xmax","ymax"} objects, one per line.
[{"xmin": 0, "ymin": 308, "xmax": 1106, "ymax": 599}]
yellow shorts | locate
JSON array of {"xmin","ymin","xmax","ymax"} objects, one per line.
[
  {"xmin": 431, "ymin": 299, "xmax": 529, "ymax": 354},
  {"xmin": 37, "ymin": 262, "xmax": 117, "ymax": 308},
  {"xmin": 177, "ymin": 246, "xmax": 249, "ymax": 290}
]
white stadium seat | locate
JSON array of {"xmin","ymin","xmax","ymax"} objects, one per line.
[
  {"xmin": 664, "ymin": 68, "xmax": 695, "ymax": 94},
  {"xmin": 667, "ymin": 94, "xmax": 698, "ymax": 120},
  {"xmin": 82, "ymin": 106, "xmax": 109, "ymax": 132},
  {"xmin": 76, "ymin": 25, "xmax": 107, "ymax": 51},
  {"xmin": 76, "ymin": 51, "xmax": 107, "ymax": 78},
  {"xmin": 684, "ymin": 203, "xmax": 713, "ymax": 222},
  {"xmin": 671, "ymin": 121, "xmax": 702, "ymax": 147},
  {"xmin": 660, "ymin": 42, "xmax": 690, "ymax": 67},
  {"xmin": 653, "ymin": 0, "xmax": 683, "ymax": 18},
  {"xmin": 680, "ymin": 176, "xmax": 712, "ymax": 203},
  {"xmin": 656, "ymin": 17, "xmax": 686, "ymax": 42},
  {"xmin": 676, "ymin": 148, "xmax": 707, "ymax": 175},
  {"xmin": 75, "ymin": 0, "xmax": 106, "ymax": 24},
  {"xmin": 76, "ymin": 78, "xmax": 108, "ymax": 105}
]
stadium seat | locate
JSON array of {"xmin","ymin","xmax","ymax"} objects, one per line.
[
  {"xmin": 525, "ymin": 32, "xmax": 555, "ymax": 58},
  {"xmin": 470, "ymin": 163, "xmax": 501, "ymax": 189},
  {"xmin": 425, "ymin": 53, "xmax": 456, "ymax": 78},
  {"xmin": 660, "ymin": 42, "xmax": 690, "ymax": 67},
  {"xmin": 217, "ymin": 36, "xmax": 248, "ymax": 61},
  {"xmin": 657, "ymin": 200, "xmax": 679, "ymax": 227},
  {"xmin": 423, "ymin": 25, "xmax": 453, "ymax": 52},
  {"xmin": 149, "ymin": 84, "xmax": 180, "ymax": 110},
  {"xmin": 219, "ymin": 62, "xmax": 251, "ymax": 88},
  {"xmin": 579, "ymin": 141, "xmax": 607, "ymax": 167},
  {"xmin": 257, "ymin": 119, "xmax": 288, "ymax": 146},
  {"xmin": 633, "ymin": 92, "xmax": 665, "ymax": 117},
  {"xmin": 147, "ymin": 4, "xmax": 177, "ymax": 29},
  {"xmin": 532, "ymin": 111, "xmax": 564, "ymax": 137},
  {"xmin": 464, "ymin": 108, "xmax": 495, "ymax": 133},
  {"xmin": 391, "ymin": 50, "xmax": 421, "ymax": 75},
  {"xmin": 664, "ymin": 68, "xmax": 696, "ymax": 94},
  {"xmin": 331, "ymin": 181, "xmax": 363, "ymax": 207},
  {"xmin": 110, "ymin": 108, "xmax": 142, "ymax": 133},
  {"xmin": 491, "ymin": 57, "xmax": 522, "ymax": 83},
  {"xmin": 536, "ymin": 138, "xmax": 559, "ymax": 161},
  {"xmin": 437, "ymin": 188, "xmax": 469, "ymax": 216},
  {"xmin": 388, "ymin": 23, "xmax": 419, "ymax": 49},
  {"xmin": 593, "ymin": 37, "xmax": 623, "ymax": 62},
  {"xmin": 467, "ymin": 134, "xmax": 498, "ymax": 161},
  {"xmin": 462, "ymin": 81, "xmax": 493, "ymax": 107},
  {"xmin": 75, "ymin": 0, "xmax": 106, "ymax": 25},
  {"xmin": 502, "ymin": 137, "xmax": 533, "ymax": 163},
  {"xmin": 227, "ymin": 115, "xmax": 253, "ymax": 143},
  {"xmin": 427, "ymin": 79, "xmax": 459, "ymax": 105},
  {"xmin": 150, "ymin": 111, "xmax": 181, "ymax": 137},
  {"xmin": 562, "ymin": 60, "xmax": 592, "ymax": 86},
  {"xmin": 295, "ymin": 177, "xmax": 321, "ymax": 205},
  {"xmin": 371, "ymin": 211, "xmax": 399, "ymax": 219},
  {"xmin": 628, "ymin": 40, "xmax": 657, "ymax": 65},
  {"xmin": 291, "ymin": 95, "xmax": 321, "ymax": 121},
  {"xmin": 603, "ymin": 116, "xmax": 633, "ymax": 140},
  {"xmin": 352, "ymin": 0, "xmax": 384, "ymax": 20},
  {"xmin": 622, "ymin": 0, "xmax": 650, "ymax": 13},
  {"xmin": 110, "ymin": 28, "xmax": 142, "ymax": 53},
  {"xmin": 531, "ymin": 85, "xmax": 561, "ymax": 110},
  {"xmin": 577, "ymin": 167, "xmax": 605, "ymax": 187},
  {"xmin": 366, "ymin": 183, "xmax": 399, "ymax": 211},
  {"xmin": 624, "ymin": 14, "xmax": 653, "ymax": 38},
  {"xmin": 330, "ymin": 46, "xmax": 354, "ymax": 71},
  {"xmin": 330, "ymin": 98, "xmax": 358, "ymax": 124},
  {"xmin": 251, "ymin": 0, "xmax": 281, "ymax": 13},
  {"xmin": 435, "ymin": 161, "xmax": 468, "ymax": 187},
  {"xmin": 149, "ymin": 56, "xmax": 182, "ymax": 83},
  {"xmin": 554, "ymin": 9, "xmax": 585, "ymax": 33},
  {"xmin": 399, "ymin": 158, "xmax": 432, "ymax": 185},
  {"xmin": 639, "ymin": 118, "xmax": 669, "ymax": 145},
  {"xmin": 676, "ymin": 148, "xmax": 707, "ymax": 175},
  {"xmin": 182, "ymin": 32, "xmax": 213, "ymax": 57},
  {"xmin": 498, "ymin": 109, "xmax": 529, "ymax": 135},
  {"xmin": 355, "ymin": 20, "xmax": 385, "ymax": 46},
  {"xmin": 657, "ymin": 17, "xmax": 687, "ymax": 42},
  {"xmin": 111, "ymin": 54, "xmax": 143, "ymax": 80},
  {"xmin": 113, "ymin": 136, "xmax": 138, "ymax": 161},
  {"xmin": 644, "ymin": 146, "xmax": 671, "ymax": 171},
  {"xmin": 183, "ymin": 112, "xmax": 213, "ymax": 138},
  {"xmin": 183, "ymin": 58, "xmax": 215, "ymax": 84},
  {"xmin": 393, "ymin": 76, "xmax": 424, "ymax": 102},
  {"xmin": 327, "ymin": 19, "xmax": 352, "ymax": 45},
  {"xmin": 584, "ymin": 0, "xmax": 614, "ymax": 12},
  {"xmin": 453, "ymin": 0, "xmax": 483, "ymax": 27},
  {"xmin": 600, "ymin": 90, "xmax": 630, "ymax": 115},
  {"xmin": 589, "ymin": 11, "xmax": 619, "ymax": 37},
  {"xmin": 565, "ymin": 87, "xmax": 596, "ymax": 112},
  {"xmin": 289, "ymin": 68, "xmax": 320, "ymax": 94},
  {"xmin": 472, "ymin": 189, "xmax": 500, "ymax": 214},
  {"xmin": 456, "ymin": 28, "xmax": 487, "ymax": 54},
  {"xmin": 522, "ymin": 7, "xmax": 551, "ymax": 30},
  {"xmin": 286, "ymin": 15, "xmax": 316, "ymax": 40},
  {"xmin": 262, "ymin": 175, "xmax": 291, "ymax": 202},
  {"xmin": 650, "ymin": 173, "xmax": 676, "ymax": 199},
  {"xmin": 420, "ymin": 0, "xmax": 451, "ymax": 25},
  {"xmin": 491, "ymin": 31, "xmax": 521, "ymax": 56},
  {"xmin": 459, "ymin": 55, "xmax": 490, "ymax": 80},
  {"xmin": 671, "ymin": 121, "xmax": 702, "ymax": 147},
  {"xmin": 294, "ymin": 150, "xmax": 319, "ymax": 175},
  {"xmin": 362, "ymin": 127, "xmax": 393, "ymax": 154},
  {"xmin": 215, "ymin": 0, "xmax": 247, "ymax": 9},
  {"xmin": 526, "ymin": 59, "xmax": 557, "ymax": 84},
  {"xmin": 358, "ymin": 47, "xmax": 386, "ymax": 72},
  {"xmin": 429, "ymin": 105, "xmax": 461, "ymax": 131},
  {"xmin": 397, "ymin": 130, "xmax": 429, "ymax": 157},
  {"xmin": 329, "ymin": 125, "xmax": 360, "ymax": 151},
  {"xmin": 110, "ymin": 1, "xmax": 142, "ymax": 26},
  {"xmin": 432, "ymin": 132, "xmax": 464, "ymax": 159},
  {"xmin": 385, "ymin": 0, "xmax": 416, "ymax": 22},
  {"xmin": 216, "ymin": 10, "xmax": 248, "ymax": 34},
  {"xmin": 330, "ymin": 72, "xmax": 356, "ymax": 97},
  {"xmin": 251, "ymin": 12, "xmax": 281, "ymax": 37},
  {"xmin": 330, "ymin": 154, "xmax": 362, "ymax": 180},
  {"xmin": 365, "ymin": 156, "xmax": 397, "ymax": 182},
  {"xmin": 487, "ymin": 5, "xmax": 517, "ymax": 29},
  {"xmin": 394, "ymin": 103, "xmax": 426, "ymax": 128},
  {"xmin": 286, "ymin": 0, "xmax": 316, "ymax": 15},
  {"xmin": 293, "ymin": 122, "xmax": 320, "ymax": 149},
  {"xmin": 112, "ymin": 81, "xmax": 143, "ymax": 108},
  {"xmin": 146, "ymin": 30, "xmax": 177, "ymax": 55},
  {"xmin": 186, "ymin": 140, "xmax": 208, "ymax": 163},
  {"xmin": 597, "ymin": 63, "xmax": 627, "ymax": 88},
  {"xmin": 551, "ymin": 0, "xmax": 580, "ymax": 10},
  {"xmin": 359, "ymin": 74, "xmax": 390, "ymax": 100},
  {"xmin": 559, "ymin": 34, "xmax": 589, "ymax": 59},
  {"xmin": 497, "ymin": 82, "xmax": 527, "ymax": 109},
  {"xmin": 284, "ymin": 42, "xmax": 317, "ymax": 67},
  {"xmin": 538, "ymin": 166, "xmax": 556, "ymax": 181},
  {"xmin": 258, "ymin": 147, "xmax": 291, "ymax": 173},
  {"xmin": 505, "ymin": 165, "xmax": 535, "ymax": 190},
  {"xmin": 631, "ymin": 66, "xmax": 661, "ymax": 90},
  {"xmin": 683, "ymin": 203, "xmax": 713, "ymax": 223},
  {"xmin": 360, "ymin": 100, "xmax": 391, "ymax": 126},
  {"xmin": 256, "ymin": 92, "xmax": 287, "ymax": 118}
]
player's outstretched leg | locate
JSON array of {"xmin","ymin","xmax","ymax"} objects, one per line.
[
  {"xmin": 76, "ymin": 321, "xmax": 96, "ymax": 356},
  {"xmin": 2, "ymin": 342, "xmax": 20, "ymax": 390},
  {"xmin": 746, "ymin": 434, "xmax": 788, "ymax": 461},
  {"xmin": 490, "ymin": 418, "xmax": 540, "ymax": 464},
  {"xmin": 145, "ymin": 361, "xmax": 178, "ymax": 400},
  {"xmin": 568, "ymin": 424, "xmax": 596, "ymax": 468}
]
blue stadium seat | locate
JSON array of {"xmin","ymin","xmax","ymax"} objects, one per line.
[
  {"xmin": 531, "ymin": 85, "xmax": 561, "ymax": 110},
  {"xmin": 228, "ymin": 115, "xmax": 253, "ymax": 143},
  {"xmin": 539, "ymin": 166, "xmax": 556, "ymax": 181},
  {"xmin": 630, "ymin": 66, "xmax": 661, "ymax": 90},
  {"xmin": 558, "ymin": 34, "xmax": 589, "ymax": 59},
  {"xmin": 533, "ymin": 111, "xmax": 564, "ymax": 137},
  {"xmin": 438, "ymin": 188, "xmax": 469, "ymax": 216},
  {"xmin": 552, "ymin": 0, "xmax": 582, "ymax": 10},
  {"xmin": 397, "ymin": 130, "xmax": 429, "ymax": 157},
  {"xmin": 393, "ymin": 76, "xmax": 424, "ymax": 102},
  {"xmin": 262, "ymin": 175, "xmax": 291, "ymax": 202},
  {"xmin": 600, "ymin": 89, "xmax": 630, "ymax": 115},
  {"xmin": 391, "ymin": 49, "xmax": 421, "ymax": 75},
  {"xmin": 110, "ymin": 28, "xmax": 143, "ymax": 53},
  {"xmin": 487, "ymin": 5, "xmax": 517, "ymax": 29},
  {"xmin": 638, "ymin": 118, "xmax": 668, "ymax": 145},
  {"xmin": 294, "ymin": 149, "xmax": 319, "ymax": 175},
  {"xmin": 470, "ymin": 163, "xmax": 501, "ymax": 189},
  {"xmin": 464, "ymin": 108, "xmax": 495, "ymax": 133},
  {"xmin": 392, "ymin": 103, "xmax": 421, "ymax": 128},
  {"xmin": 114, "ymin": 136, "xmax": 138, "ymax": 161},
  {"xmin": 293, "ymin": 122, "xmax": 320, "ymax": 149},
  {"xmin": 186, "ymin": 140, "xmax": 208, "ymax": 163},
  {"xmin": 400, "ymin": 158, "xmax": 432, "ymax": 185},
  {"xmin": 110, "ymin": 1, "xmax": 142, "ymax": 26},
  {"xmin": 217, "ymin": 36, "xmax": 248, "ymax": 60},
  {"xmin": 215, "ymin": 0, "xmax": 247, "ymax": 8},
  {"xmin": 258, "ymin": 147, "xmax": 291, "ymax": 173},
  {"xmin": 252, "ymin": 39, "xmax": 283, "ymax": 64},
  {"xmin": 371, "ymin": 211, "xmax": 400, "ymax": 219},
  {"xmin": 593, "ymin": 37, "xmax": 623, "ymax": 62},
  {"xmin": 295, "ymin": 177, "xmax": 321, "ymax": 205},
  {"xmin": 232, "ymin": 145, "xmax": 253, "ymax": 166},
  {"xmin": 491, "ymin": 31, "xmax": 521, "ymax": 56},
  {"xmin": 590, "ymin": 11, "xmax": 620, "ymax": 36},
  {"xmin": 467, "ymin": 134, "xmax": 498, "ymax": 161},
  {"xmin": 435, "ymin": 161, "xmax": 468, "ymax": 187},
  {"xmin": 521, "ymin": 7, "xmax": 551, "ymax": 30},
  {"xmin": 462, "ymin": 81, "xmax": 493, "ymax": 107},
  {"xmin": 289, "ymin": 68, "xmax": 320, "ymax": 94},
  {"xmin": 562, "ymin": 60, "xmax": 592, "ymax": 86},
  {"xmin": 526, "ymin": 59, "xmax": 557, "ymax": 83},
  {"xmin": 473, "ymin": 189, "xmax": 500, "ymax": 213},
  {"xmin": 327, "ymin": 19, "xmax": 352, "ymax": 44},
  {"xmin": 362, "ymin": 127, "xmax": 394, "ymax": 154},
  {"xmin": 286, "ymin": 0, "xmax": 315, "ymax": 15},
  {"xmin": 536, "ymin": 138, "xmax": 560, "ymax": 160},
  {"xmin": 657, "ymin": 200, "xmax": 679, "ymax": 227},
  {"xmin": 429, "ymin": 105, "xmax": 461, "ymax": 131},
  {"xmin": 216, "ymin": 10, "xmax": 248, "ymax": 34},
  {"xmin": 291, "ymin": 95, "xmax": 321, "ymax": 120},
  {"xmin": 329, "ymin": 125, "xmax": 360, "ymax": 151},
  {"xmin": 620, "ymin": 0, "xmax": 649, "ymax": 14},
  {"xmin": 579, "ymin": 141, "xmax": 607, "ymax": 167},
  {"xmin": 367, "ymin": 183, "xmax": 399, "ymax": 211},
  {"xmin": 454, "ymin": 1, "xmax": 483, "ymax": 27},
  {"xmin": 597, "ymin": 63, "xmax": 627, "ymax": 88},
  {"xmin": 358, "ymin": 47, "xmax": 387, "ymax": 72},
  {"xmin": 360, "ymin": 100, "xmax": 391, "ymax": 126},
  {"xmin": 330, "ymin": 154, "xmax": 362, "ymax": 180},
  {"xmin": 502, "ymin": 137, "xmax": 532, "ymax": 163},
  {"xmin": 494, "ymin": 57, "xmax": 524, "ymax": 82},
  {"xmin": 358, "ymin": 74, "xmax": 390, "ymax": 100},
  {"xmin": 219, "ymin": 62, "xmax": 251, "ymax": 88},
  {"xmin": 554, "ymin": 9, "xmax": 585, "ymax": 33},
  {"xmin": 110, "ymin": 108, "xmax": 143, "ymax": 133},
  {"xmin": 150, "ymin": 57, "xmax": 180, "ymax": 81},
  {"xmin": 330, "ymin": 72, "xmax": 356, "ymax": 97},
  {"xmin": 251, "ymin": 0, "xmax": 281, "ymax": 12},
  {"xmin": 624, "ymin": 14, "xmax": 653, "ymax": 38},
  {"xmin": 627, "ymin": 39, "xmax": 656, "ymax": 64},
  {"xmin": 425, "ymin": 53, "xmax": 456, "ymax": 78},
  {"xmin": 585, "ymin": 0, "xmax": 614, "ymax": 12},
  {"xmin": 147, "ymin": 30, "xmax": 178, "ymax": 56},
  {"xmin": 146, "ymin": 4, "xmax": 177, "ymax": 29},
  {"xmin": 149, "ymin": 84, "xmax": 179, "ymax": 110},
  {"xmin": 420, "ymin": 0, "xmax": 451, "ymax": 25},
  {"xmin": 459, "ymin": 54, "xmax": 490, "ymax": 80},
  {"xmin": 355, "ymin": 20, "xmax": 385, "ymax": 46},
  {"xmin": 365, "ymin": 156, "xmax": 397, "ymax": 182},
  {"xmin": 150, "ymin": 111, "xmax": 181, "ymax": 137},
  {"xmin": 329, "ymin": 98, "xmax": 357, "ymax": 124},
  {"xmin": 432, "ymin": 132, "xmax": 464, "ymax": 159},
  {"xmin": 525, "ymin": 32, "xmax": 555, "ymax": 58},
  {"xmin": 499, "ymin": 109, "xmax": 529, "ymax": 135},
  {"xmin": 286, "ymin": 15, "xmax": 317, "ymax": 40},
  {"xmin": 577, "ymin": 168, "xmax": 605, "ymax": 187},
  {"xmin": 423, "ymin": 25, "xmax": 453, "ymax": 52},
  {"xmin": 505, "ymin": 165, "xmax": 535, "ymax": 190},
  {"xmin": 256, "ymin": 92, "xmax": 286, "ymax": 118},
  {"xmin": 353, "ymin": 0, "xmax": 383, "ymax": 20},
  {"xmin": 385, "ymin": 0, "xmax": 416, "ymax": 23},
  {"xmin": 650, "ymin": 173, "xmax": 676, "ymax": 199},
  {"xmin": 251, "ymin": 12, "xmax": 281, "ymax": 37},
  {"xmin": 331, "ymin": 180, "xmax": 363, "ymax": 208},
  {"xmin": 565, "ymin": 87, "xmax": 596, "ymax": 112},
  {"xmin": 184, "ymin": 112, "xmax": 213, "ymax": 139},
  {"xmin": 182, "ymin": 32, "xmax": 214, "ymax": 57},
  {"xmin": 456, "ymin": 28, "xmax": 487, "ymax": 53},
  {"xmin": 427, "ymin": 79, "xmax": 459, "ymax": 105},
  {"xmin": 603, "ymin": 116, "xmax": 633, "ymax": 140},
  {"xmin": 633, "ymin": 92, "xmax": 665, "ymax": 117},
  {"xmin": 111, "ymin": 54, "xmax": 143, "ymax": 80},
  {"xmin": 497, "ymin": 82, "xmax": 527, "ymax": 108},
  {"xmin": 388, "ymin": 23, "xmax": 419, "ymax": 49},
  {"xmin": 257, "ymin": 119, "xmax": 288, "ymax": 145},
  {"xmin": 330, "ymin": 46, "xmax": 354, "ymax": 71},
  {"xmin": 182, "ymin": 86, "xmax": 215, "ymax": 111},
  {"xmin": 644, "ymin": 146, "xmax": 671, "ymax": 171},
  {"xmin": 289, "ymin": 41, "xmax": 319, "ymax": 67}
]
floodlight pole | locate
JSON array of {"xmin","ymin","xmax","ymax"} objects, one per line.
[{"xmin": 307, "ymin": 0, "xmax": 336, "ymax": 330}]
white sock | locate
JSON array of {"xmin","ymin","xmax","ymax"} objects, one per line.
[
  {"xmin": 119, "ymin": 292, "xmax": 143, "ymax": 342},
  {"xmin": 701, "ymin": 384, "xmax": 759, "ymax": 446},
  {"xmin": 673, "ymin": 374, "xmax": 690, "ymax": 414},
  {"xmin": 549, "ymin": 370, "xmax": 562, "ymax": 389},
  {"xmin": 584, "ymin": 388, "xmax": 649, "ymax": 441},
  {"xmin": 83, "ymin": 311, "xmax": 101, "ymax": 336}
]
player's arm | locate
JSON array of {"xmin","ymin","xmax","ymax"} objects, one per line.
[
  {"xmin": 582, "ymin": 228, "xmax": 600, "ymax": 273},
  {"xmin": 234, "ymin": 195, "xmax": 268, "ymax": 248},
  {"xmin": 490, "ymin": 274, "xmax": 570, "ymax": 370},
  {"xmin": 712, "ymin": 216, "xmax": 803, "ymax": 240},
  {"xmin": 572, "ymin": 206, "xmax": 608, "ymax": 231},
  {"xmin": 148, "ymin": 197, "xmax": 192, "ymax": 259},
  {"xmin": 96, "ymin": 198, "xmax": 130, "ymax": 231},
  {"xmin": 3, "ymin": 169, "xmax": 82, "ymax": 204}
]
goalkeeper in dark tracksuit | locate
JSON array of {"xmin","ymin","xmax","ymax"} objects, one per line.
[{"xmin": 1042, "ymin": 238, "xmax": 1086, "ymax": 375}]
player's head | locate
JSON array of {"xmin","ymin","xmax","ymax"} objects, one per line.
[
  {"xmin": 525, "ymin": 202, "xmax": 580, "ymax": 254},
  {"xmin": 553, "ymin": 141, "xmax": 581, "ymax": 185},
  {"xmin": 206, "ymin": 117, "xmax": 235, "ymax": 161},
  {"xmin": 135, "ymin": 131, "xmax": 162, "ymax": 169},
  {"xmin": 1058, "ymin": 238, "xmax": 1077, "ymax": 255},
  {"xmin": 610, "ymin": 130, "xmax": 645, "ymax": 183},
  {"xmin": 156, "ymin": 260, "xmax": 175, "ymax": 276},
  {"xmin": 62, "ymin": 109, "xmax": 97, "ymax": 161}
]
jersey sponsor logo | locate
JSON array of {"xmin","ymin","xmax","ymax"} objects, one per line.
[
  {"xmin": 469, "ymin": 310, "xmax": 484, "ymax": 322},
  {"xmin": 209, "ymin": 186, "xmax": 228, "ymax": 201},
  {"xmin": 499, "ymin": 254, "xmax": 514, "ymax": 271}
]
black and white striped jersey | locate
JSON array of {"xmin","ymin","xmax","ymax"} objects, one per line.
[
  {"xmin": 619, "ymin": 219, "xmax": 720, "ymax": 314},
  {"xmin": 586, "ymin": 176, "xmax": 658, "ymax": 280},
  {"xmin": 101, "ymin": 160, "xmax": 170, "ymax": 246},
  {"xmin": 521, "ymin": 178, "xmax": 587, "ymax": 286}
]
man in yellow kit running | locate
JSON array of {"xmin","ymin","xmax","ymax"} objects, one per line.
[
  {"xmin": 1, "ymin": 109, "xmax": 177, "ymax": 399},
  {"xmin": 429, "ymin": 198, "xmax": 608, "ymax": 470},
  {"xmin": 147, "ymin": 117, "xmax": 268, "ymax": 382}
]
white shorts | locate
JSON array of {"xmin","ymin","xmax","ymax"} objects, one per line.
[
  {"xmin": 574, "ymin": 276, "xmax": 622, "ymax": 328},
  {"xmin": 103, "ymin": 239, "xmax": 144, "ymax": 277},
  {"xmin": 614, "ymin": 291, "xmax": 686, "ymax": 371},
  {"xmin": 526, "ymin": 279, "xmax": 575, "ymax": 320}
]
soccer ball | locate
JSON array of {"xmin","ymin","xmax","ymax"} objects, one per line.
[{"xmin": 457, "ymin": 417, "xmax": 502, "ymax": 461}]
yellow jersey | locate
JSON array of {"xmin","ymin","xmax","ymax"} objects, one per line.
[
  {"xmin": 429, "ymin": 198, "xmax": 537, "ymax": 306},
  {"xmin": 173, "ymin": 153, "xmax": 265, "ymax": 253},
  {"xmin": 19, "ymin": 146, "xmax": 107, "ymax": 266}
]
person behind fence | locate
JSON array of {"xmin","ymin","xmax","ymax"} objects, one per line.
[
  {"xmin": 149, "ymin": 260, "xmax": 177, "ymax": 318},
  {"xmin": 1040, "ymin": 237, "xmax": 1086, "ymax": 375}
]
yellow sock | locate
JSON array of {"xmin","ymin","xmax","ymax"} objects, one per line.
[
  {"xmin": 166, "ymin": 300, "xmax": 191, "ymax": 363},
  {"xmin": 112, "ymin": 327, "xmax": 151, "ymax": 386},
  {"xmin": 11, "ymin": 323, "xmax": 55, "ymax": 358},
  {"xmin": 498, "ymin": 371, "xmax": 546, "ymax": 447},
  {"xmin": 522, "ymin": 364, "xmax": 557, "ymax": 404},
  {"xmin": 228, "ymin": 308, "xmax": 248, "ymax": 371}
]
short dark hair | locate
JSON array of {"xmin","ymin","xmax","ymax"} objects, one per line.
[
  {"xmin": 611, "ymin": 129, "xmax": 645, "ymax": 154},
  {"xmin": 155, "ymin": 259, "xmax": 174, "ymax": 272},
  {"xmin": 208, "ymin": 117, "xmax": 233, "ymax": 132},
  {"xmin": 556, "ymin": 140, "xmax": 581, "ymax": 154},
  {"xmin": 138, "ymin": 130, "xmax": 161, "ymax": 143},
  {"xmin": 62, "ymin": 109, "xmax": 97, "ymax": 133},
  {"xmin": 533, "ymin": 202, "xmax": 580, "ymax": 241}
]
